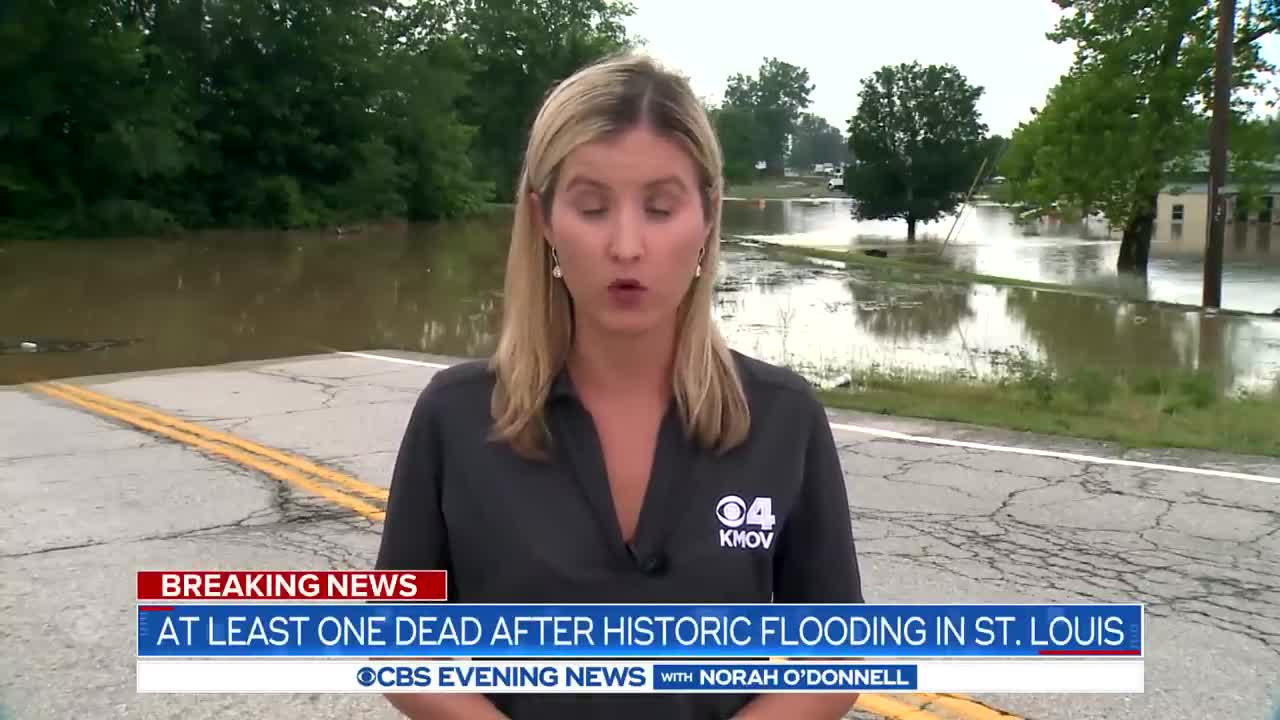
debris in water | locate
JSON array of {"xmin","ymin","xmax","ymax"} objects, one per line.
[{"xmin": 1, "ymin": 337, "xmax": 142, "ymax": 355}]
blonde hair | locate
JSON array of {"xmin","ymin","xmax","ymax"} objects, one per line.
[{"xmin": 489, "ymin": 52, "xmax": 751, "ymax": 460}]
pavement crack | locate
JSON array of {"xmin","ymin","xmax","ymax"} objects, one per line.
[
  {"xmin": 1253, "ymin": 524, "xmax": 1280, "ymax": 545},
  {"xmin": 3, "ymin": 538, "xmax": 111, "ymax": 558},
  {"xmin": 2, "ymin": 508, "xmax": 279, "ymax": 559},
  {"xmin": 215, "ymin": 417, "xmax": 255, "ymax": 433},
  {"xmin": 883, "ymin": 465, "xmax": 986, "ymax": 502},
  {"xmin": 252, "ymin": 368, "xmax": 343, "ymax": 409},
  {"xmin": 992, "ymin": 475, "xmax": 1067, "ymax": 519},
  {"xmin": 854, "ymin": 500, "xmax": 1280, "ymax": 646},
  {"xmin": 0, "ymin": 440, "xmax": 158, "ymax": 465},
  {"xmin": 1150, "ymin": 498, "xmax": 1177, "ymax": 531},
  {"xmin": 1182, "ymin": 488, "xmax": 1280, "ymax": 520}
]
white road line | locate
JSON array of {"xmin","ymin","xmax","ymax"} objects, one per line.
[
  {"xmin": 826, "ymin": 420, "xmax": 1280, "ymax": 485},
  {"xmin": 338, "ymin": 351, "xmax": 451, "ymax": 369},
  {"xmin": 342, "ymin": 351, "xmax": 1280, "ymax": 485}
]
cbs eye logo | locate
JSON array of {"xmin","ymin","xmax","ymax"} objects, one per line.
[
  {"xmin": 357, "ymin": 665, "xmax": 432, "ymax": 687},
  {"xmin": 715, "ymin": 495, "xmax": 775, "ymax": 530}
]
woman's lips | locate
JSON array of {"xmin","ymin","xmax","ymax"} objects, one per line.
[{"xmin": 608, "ymin": 278, "xmax": 648, "ymax": 306}]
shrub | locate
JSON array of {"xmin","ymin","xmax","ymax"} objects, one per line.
[{"xmin": 1067, "ymin": 368, "xmax": 1115, "ymax": 412}]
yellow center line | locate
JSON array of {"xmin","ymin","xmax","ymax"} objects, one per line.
[
  {"xmin": 45, "ymin": 381, "xmax": 388, "ymax": 503},
  {"xmin": 30, "ymin": 383, "xmax": 385, "ymax": 522},
  {"xmin": 30, "ymin": 380, "xmax": 1023, "ymax": 720},
  {"xmin": 854, "ymin": 694, "xmax": 945, "ymax": 719},
  {"xmin": 920, "ymin": 693, "xmax": 1024, "ymax": 718}
]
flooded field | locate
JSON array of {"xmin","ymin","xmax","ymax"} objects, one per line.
[{"xmin": 3, "ymin": 201, "xmax": 1279, "ymax": 393}]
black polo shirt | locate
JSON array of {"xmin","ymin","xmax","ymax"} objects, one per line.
[{"xmin": 376, "ymin": 351, "xmax": 863, "ymax": 720}]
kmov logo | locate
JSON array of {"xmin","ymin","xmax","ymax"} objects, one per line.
[{"xmin": 716, "ymin": 495, "xmax": 775, "ymax": 549}]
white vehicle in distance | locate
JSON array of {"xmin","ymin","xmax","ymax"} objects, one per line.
[{"xmin": 827, "ymin": 175, "xmax": 844, "ymax": 191}]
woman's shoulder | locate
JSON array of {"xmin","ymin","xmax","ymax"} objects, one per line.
[
  {"xmin": 729, "ymin": 350, "xmax": 821, "ymax": 405},
  {"xmin": 423, "ymin": 357, "xmax": 495, "ymax": 390},
  {"xmin": 410, "ymin": 358, "xmax": 496, "ymax": 417}
]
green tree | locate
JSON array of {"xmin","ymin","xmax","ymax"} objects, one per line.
[
  {"xmin": 0, "ymin": 0, "xmax": 491, "ymax": 237},
  {"xmin": 454, "ymin": 0, "xmax": 636, "ymax": 202},
  {"xmin": 978, "ymin": 134, "xmax": 1009, "ymax": 168},
  {"xmin": 788, "ymin": 113, "xmax": 847, "ymax": 172},
  {"xmin": 723, "ymin": 58, "xmax": 814, "ymax": 176},
  {"xmin": 0, "ymin": 0, "xmax": 188, "ymax": 235},
  {"xmin": 710, "ymin": 104, "xmax": 761, "ymax": 184},
  {"xmin": 846, "ymin": 62, "xmax": 988, "ymax": 241},
  {"xmin": 1000, "ymin": 0, "xmax": 1279, "ymax": 276},
  {"xmin": 380, "ymin": 3, "xmax": 492, "ymax": 220}
]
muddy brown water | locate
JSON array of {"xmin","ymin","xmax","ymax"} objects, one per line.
[{"xmin": 3, "ymin": 202, "xmax": 1278, "ymax": 394}]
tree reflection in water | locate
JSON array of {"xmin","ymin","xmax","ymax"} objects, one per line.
[{"xmin": 848, "ymin": 279, "xmax": 976, "ymax": 343}]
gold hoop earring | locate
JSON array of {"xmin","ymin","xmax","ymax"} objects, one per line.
[
  {"xmin": 550, "ymin": 248, "xmax": 563, "ymax": 279},
  {"xmin": 695, "ymin": 246, "xmax": 705, "ymax": 278}
]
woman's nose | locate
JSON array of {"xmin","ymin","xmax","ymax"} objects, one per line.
[{"xmin": 607, "ymin": 205, "xmax": 645, "ymax": 262}]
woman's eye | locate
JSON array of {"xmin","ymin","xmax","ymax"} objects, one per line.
[
  {"xmin": 579, "ymin": 207, "xmax": 607, "ymax": 218},
  {"xmin": 646, "ymin": 206, "xmax": 672, "ymax": 218}
]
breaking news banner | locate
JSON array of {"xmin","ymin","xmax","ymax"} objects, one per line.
[
  {"xmin": 136, "ymin": 571, "xmax": 448, "ymax": 601},
  {"xmin": 135, "ymin": 572, "xmax": 1145, "ymax": 694}
]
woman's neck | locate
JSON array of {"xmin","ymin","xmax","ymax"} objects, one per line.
[{"xmin": 568, "ymin": 319, "xmax": 677, "ymax": 399}]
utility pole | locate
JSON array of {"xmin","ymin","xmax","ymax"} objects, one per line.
[{"xmin": 1203, "ymin": 0, "xmax": 1236, "ymax": 309}]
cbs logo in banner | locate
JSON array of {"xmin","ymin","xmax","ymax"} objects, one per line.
[{"xmin": 357, "ymin": 666, "xmax": 432, "ymax": 688}]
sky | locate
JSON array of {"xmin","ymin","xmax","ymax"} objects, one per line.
[
  {"xmin": 624, "ymin": 0, "xmax": 1280, "ymax": 138},
  {"xmin": 624, "ymin": 0, "xmax": 1077, "ymax": 137}
]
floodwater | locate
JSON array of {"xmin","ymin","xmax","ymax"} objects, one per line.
[
  {"xmin": 723, "ymin": 199, "xmax": 1280, "ymax": 313},
  {"xmin": 3, "ymin": 202, "xmax": 1279, "ymax": 394}
]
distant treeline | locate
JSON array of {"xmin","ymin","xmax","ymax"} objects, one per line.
[
  {"xmin": 0, "ymin": 0, "xmax": 634, "ymax": 238},
  {"xmin": 0, "ymin": 1, "xmax": 941, "ymax": 240}
]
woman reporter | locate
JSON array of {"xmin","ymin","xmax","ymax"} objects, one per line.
[{"xmin": 375, "ymin": 52, "xmax": 864, "ymax": 720}]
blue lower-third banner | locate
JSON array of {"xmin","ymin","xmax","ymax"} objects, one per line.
[
  {"xmin": 649, "ymin": 664, "xmax": 914, "ymax": 691},
  {"xmin": 136, "ymin": 603, "xmax": 1144, "ymax": 658}
]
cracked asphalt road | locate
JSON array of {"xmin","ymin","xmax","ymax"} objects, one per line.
[{"xmin": 2, "ymin": 350, "xmax": 1278, "ymax": 719}]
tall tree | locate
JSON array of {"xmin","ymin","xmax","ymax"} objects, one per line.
[
  {"xmin": 0, "ymin": 0, "xmax": 188, "ymax": 234},
  {"xmin": 978, "ymin": 134, "xmax": 1009, "ymax": 168},
  {"xmin": 846, "ymin": 62, "xmax": 988, "ymax": 241},
  {"xmin": 1000, "ymin": 0, "xmax": 1278, "ymax": 276},
  {"xmin": 0, "ymin": 0, "xmax": 491, "ymax": 236},
  {"xmin": 788, "ymin": 113, "xmax": 847, "ymax": 172},
  {"xmin": 372, "ymin": 0, "xmax": 492, "ymax": 220},
  {"xmin": 723, "ymin": 58, "xmax": 814, "ymax": 176},
  {"xmin": 454, "ymin": 0, "xmax": 635, "ymax": 202},
  {"xmin": 710, "ymin": 104, "xmax": 761, "ymax": 184}
]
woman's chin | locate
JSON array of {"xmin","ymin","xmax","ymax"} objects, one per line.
[{"xmin": 589, "ymin": 309, "xmax": 671, "ymax": 338}]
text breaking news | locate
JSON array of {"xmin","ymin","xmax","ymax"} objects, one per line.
[{"xmin": 135, "ymin": 571, "xmax": 1145, "ymax": 694}]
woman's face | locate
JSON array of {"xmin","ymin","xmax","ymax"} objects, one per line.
[{"xmin": 537, "ymin": 125, "xmax": 710, "ymax": 338}]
